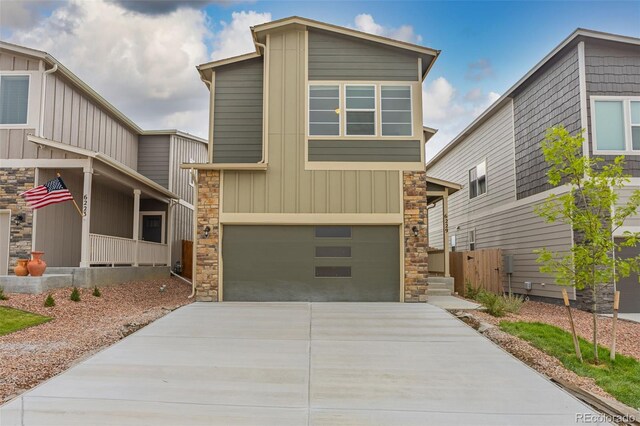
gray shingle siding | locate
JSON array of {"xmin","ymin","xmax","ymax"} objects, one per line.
[
  {"xmin": 213, "ymin": 57, "xmax": 263, "ymax": 163},
  {"xmin": 513, "ymin": 46, "xmax": 581, "ymax": 199},
  {"xmin": 137, "ymin": 135, "xmax": 170, "ymax": 188},
  {"xmin": 308, "ymin": 29, "xmax": 418, "ymax": 81},
  {"xmin": 585, "ymin": 40, "xmax": 640, "ymax": 175}
]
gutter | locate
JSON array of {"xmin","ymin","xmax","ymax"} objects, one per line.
[{"xmin": 188, "ymin": 167, "xmax": 199, "ymax": 299}]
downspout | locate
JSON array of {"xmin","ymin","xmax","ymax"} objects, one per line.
[
  {"xmin": 254, "ymin": 42, "xmax": 267, "ymax": 164},
  {"xmin": 188, "ymin": 168, "xmax": 199, "ymax": 298},
  {"xmin": 39, "ymin": 63, "xmax": 58, "ymax": 137}
]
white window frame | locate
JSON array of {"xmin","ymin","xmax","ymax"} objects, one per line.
[
  {"xmin": 381, "ymin": 84, "xmax": 413, "ymax": 137},
  {"xmin": 468, "ymin": 160, "xmax": 487, "ymax": 199},
  {"xmin": 468, "ymin": 229, "xmax": 476, "ymax": 251},
  {"xmin": 139, "ymin": 211, "xmax": 166, "ymax": 244},
  {"xmin": 450, "ymin": 234, "xmax": 456, "ymax": 252},
  {"xmin": 308, "ymin": 84, "xmax": 341, "ymax": 137},
  {"xmin": 0, "ymin": 73, "xmax": 32, "ymax": 128},
  {"xmin": 344, "ymin": 84, "xmax": 377, "ymax": 137},
  {"xmin": 591, "ymin": 96, "xmax": 640, "ymax": 155}
]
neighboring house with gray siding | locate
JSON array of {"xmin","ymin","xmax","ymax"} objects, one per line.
[
  {"xmin": 427, "ymin": 29, "xmax": 640, "ymax": 313},
  {"xmin": 0, "ymin": 41, "xmax": 206, "ymax": 281},
  {"xmin": 186, "ymin": 16, "xmax": 452, "ymax": 303}
]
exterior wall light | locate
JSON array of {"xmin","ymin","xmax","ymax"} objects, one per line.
[
  {"xmin": 204, "ymin": 226, "xmax": 211, "ymax": 238},
  {"xmin": 13, "ymin": 213, "xmax": 25, "ymax": 226},
  {"xmin": 412, "ymin": 226, "xmax": 419, "ymax": 237}
]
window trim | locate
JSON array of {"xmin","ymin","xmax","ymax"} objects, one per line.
[
  {"xmin": 138, "ymin": 211, "xmax": 166, "ymax": 244},
  {"xmin": 468, "ymin": 160, "xmax": 487, "ymax": 200},
  {"xmin": 344, "ymin": 83, "xmax": 377, "ymax": 137},
  {"xmin": 308, "ymin": 84, "xmax": 341, "ymax": 137},
  {"xmin": 0, "ymin": 73, "xmax": 31, "ymax": 127},
  {"xmin": 468, "ymin": 228, "xmax": 476, "ymax": 251},
  {"xmin": 591, "ymin": 96, "xmax": 640, "ymax": 156},
  {"xmin": 381, "ymin": 84, "xmax": 413, "ymax": 137}
]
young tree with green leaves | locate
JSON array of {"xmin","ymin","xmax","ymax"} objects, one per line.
[{"xmin": 535, "ymin": 126, "xmax": 640, "ymax": 363}]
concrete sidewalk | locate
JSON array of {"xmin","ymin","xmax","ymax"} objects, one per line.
[{"xmin": 0, "ymin": 302, "xmax": 601, "ymax": 425}]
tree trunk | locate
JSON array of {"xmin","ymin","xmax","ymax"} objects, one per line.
[{"xmin": 592, "ymin": 285, "xmax": 599, "ymax": 363}]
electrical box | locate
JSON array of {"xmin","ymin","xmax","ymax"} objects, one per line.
[
  {"xmin": 524, "ymin": 281, "xmax": 532, "ymax": 291},
  {"xmin": 504, "ymin": 255, "xmax": 514, "ymax": 274}
]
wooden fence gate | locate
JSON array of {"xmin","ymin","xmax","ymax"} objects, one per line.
[
  {"xmin": 450, "ymin": 249, "xmax": 503, "ymax": 296},
  {"xmin": 182, "ymin": 240, "xmax": 193, "ymax": 279}
]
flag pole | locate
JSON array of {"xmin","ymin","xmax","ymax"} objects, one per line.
[{"xmin": 57, "ymin": 172, "xmax": 84, "ymax": 217}]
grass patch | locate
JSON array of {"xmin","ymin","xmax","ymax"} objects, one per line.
[
  {"xmin": 0, "ymin": 306, "xmax": 51, "ymax": 336},
  {"xmin": 500, "ymin": 321, "xmax": 640, "ymax": 408}
]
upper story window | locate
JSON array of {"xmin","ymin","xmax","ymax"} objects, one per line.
[
  {"xmin": 0, "ymin": 75, "xmax": 29, "ymax": 125},
  {"xmin": 592, "ymin": 97, "xmax": 640, "ymax": 154},
  {"xmin": 309, "ymin": 85, "xmax": 340, "ymax": 136},
  {"xmin": 469, "ymin": 161, "xmax": 487, "ymax": 199},
  {"xmin": 308, "ymin": 83, "xmax": 413, "ymax": 138},
  {"xmin": 468, "ymin": 229, "xmax": 476, "ymax": 250},
  {"xmin": 381, "ymin": 86, "xmax": 412, "ymax": 136},
  {"xmin": 345, "ymin": 85, "xmax": 375, "ymax": 136}
]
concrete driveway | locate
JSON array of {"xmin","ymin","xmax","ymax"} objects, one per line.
[{"xmin": 1, "ymin": 302, "xmax": 599, "ymax": 425}]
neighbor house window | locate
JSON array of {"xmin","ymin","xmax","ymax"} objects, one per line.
[
  {"xmin": 309, "ymin": 85, "xmax": 340, "ymax": 136},
  {"xmin": 381, "ymin": 85, "xmax": 412, "ymax": 136},
  {"xmin": 468, "ymin": 229, "xmax": 476, "ymax": 251},
  {"xmin": 469, "ymin": 161, "xmax": 487, "ymax": 199},
  {"xmin": 0, "ymin": 75, "xmax": 29, "ymax": 125},
  {"xmin": 345, "ymin": 85, "xmax": 376, "ymax": 136},
  {"xmin": 450, "ymin": 234, "xmax": 456, "ymax": 252},
  {"xmin": 592, "ymin": 97, "xmax": 640, "ymax": 154}
]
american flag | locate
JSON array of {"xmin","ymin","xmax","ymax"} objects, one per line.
[{"xmin": 20, "ymin": 177, "xmax": 74, "ymax": 210}]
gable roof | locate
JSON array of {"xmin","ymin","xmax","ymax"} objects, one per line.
[
  {"xmin": 0, "ymin": 41, "xmax": 207, "ymax": 144},
  {"xmin": 425, "ymin": 28, "xmax": 640, "ymax": 170},
  {"xmin": 197, "ymin": 16, "xmax": 440, "ymax": 81}
]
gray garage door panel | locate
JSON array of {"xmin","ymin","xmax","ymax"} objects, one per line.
[
  {"xmin": 615, "ymin": 243, "xmax": 640, "ymax": 313},
  {"xmin": 222, "ymin": 225, "xmax": 400, "ymax": 302}
]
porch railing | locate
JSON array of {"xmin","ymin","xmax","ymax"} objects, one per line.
[{"xmin": 89, "ymin": 233, "xmax": 168, "ymax": 266}]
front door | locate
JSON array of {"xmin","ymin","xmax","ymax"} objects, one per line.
[{"xmin": 141, "ymin": 214, "xmax": 163, "ymax": 243}]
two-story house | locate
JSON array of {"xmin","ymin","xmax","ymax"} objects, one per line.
[
  {"xmin": 0, "ymin": 41, "xmax": 207, "ymax": 287},
  {"xmin": 186, "ymin": 16, "xmax": 455, "ymax": 302},
  {"xmin": 427, "ymin": 29, "xmax": 640, "ymax": 313}
]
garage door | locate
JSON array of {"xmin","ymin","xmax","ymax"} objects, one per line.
[
  {"xmin": 222, "ymin": 225, "xmax": 400, "ymax": 302},
  {"xmin": 615, "ymin": 242, "xmax": 640, "ymax": 313}
]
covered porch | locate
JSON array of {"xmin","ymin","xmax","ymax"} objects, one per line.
[
  {"xmin": 426, "ymin": 176, "xmax": 461, "ymax": 277},
  {"xmin": 28, "ymin": 136, "xmax": 179, "ymax": 269}
]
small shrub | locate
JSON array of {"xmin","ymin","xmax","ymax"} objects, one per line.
[
  {"xmin": 70, "ymin": 287, "xmax": 81, "ymax": 302},
  {"xmin": 0, "ymin": 287, "xmax": 8, "ymax": 301},
  {"xmin": 465, "ymin": 280, "xmax": 481, "ymax": 300},
  {"xmin": 477, "ymin": 290, "xmax": 506, "ymax": 317},
  {"xmin": 92, "ymin": 286, "xmax": 101, "ymax": 297},
  {"xmin": 44, "ymin": 294, "xmax": 55, "ymax": 307},
  {"xmin": 503, "ymin": 293, "xmax": 525, "ymax": 314}
]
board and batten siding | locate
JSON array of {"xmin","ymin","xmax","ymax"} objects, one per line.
[
  {"xmin": 169, "ymin": 134, "xmax": 207, "ymax": 202},
  {"xmin": 0, "ymin": 51, "xmax": 41, "ymax": 71},
  {"xmin": 41, "ymin": 73, "xmax": 139, "ymax": 169},
  {"xmin": 308, "ymin": 140, "xmax": 421, "ymax": 162},
  {"xmin": 308, "ymin": 29, "xmax": 418, "ymax": 81},
  {"xmin": 513, "ymin": 45, "xmax": 581, "ymax": 200},
  {"xmin": 90, "ymin": 180, "xmax": 134, "ymax": 239},
  {"xmin": 137, "ymin": 135, "xmax": 170, "ymax": 188},
  {"xmin": 223, "ymin": 29, "xmax": 401, "ymax": 215},
  {"xmin": 584, "ymin": 40, "xmax": 640, "ymax": 175},
  {"xmin": 213, "ymin": 57, "xmax": 263, "ymax": 164}
]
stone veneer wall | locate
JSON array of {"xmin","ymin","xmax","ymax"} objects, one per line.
[
  {"xmin": 403, "ymin": 171, "xmax": 428, "ymax": 302},
  {"xmin": 1, "ymin": 168, "xmax": 35, "ymax": 273},
  {"xmin": 195, "ymin": 170, "xmax": 220, "ymax": 301}
]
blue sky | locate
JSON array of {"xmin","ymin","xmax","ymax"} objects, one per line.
[{"xmin": 2, "ymin": 0, "xmax": 638, "ymax": 157}]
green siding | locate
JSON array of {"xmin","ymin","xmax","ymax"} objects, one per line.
[
  {"xmin": 308, "ymin": 29, "xmax": 418, "ymax": 81},
  {"xmin": 213, "ymin": 58, "xmax": 263, "ymax": 163},
  {"xmin": 223, "ymin": 225, "xmax": 400, "ymax": 302},
  {"xmin": 308, "ymin": 139, "xmax": 421, "ymax": 162}
]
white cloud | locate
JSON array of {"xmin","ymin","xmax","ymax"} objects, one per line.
[
  {"xmin": 353, "ymin": 14, "xmax": 422, "ymax": 44},
  {"xmin": 423, "ymin": 78, "xmax": 500, "ymax": 161},
  {"xmin": 210, "ymin": 11, "xmax": 271, "ymax": 60}
]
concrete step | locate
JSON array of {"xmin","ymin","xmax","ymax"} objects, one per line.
[
  {"xmin": 427, "ymin": 276, "xmax": 455, "ymax": 285},
  {"xmin": 427, "ymin": 282, "xmax": 454, "ymax": 290},
  {"xmin": 426, "ymin": 288, "xmax": 453, "ymax": 296}
]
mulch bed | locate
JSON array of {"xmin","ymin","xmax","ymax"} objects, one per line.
[{"xmin": 0, "ymin": 278, "xmax": 192, "ymax": 403}]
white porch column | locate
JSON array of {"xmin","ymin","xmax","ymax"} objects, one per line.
[
  {"xmin": 133, "ymin": 189, "xmax": 141, "ymax": 267},
  {"xmin": 442, "ymin": 189, "xmax": 450, "ymax": 277},
  {"xmin": 79, "ymin": 161, "xmax": 93, "ymax": 267},
  {"xmin": 167, "ymin": 200, "xmax": 175, "ymax": 267}
]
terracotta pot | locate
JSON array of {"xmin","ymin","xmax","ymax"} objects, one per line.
[
  {"xmin": 27, "ymin": 251, "xmax": 47, "ymax": 277},
  {"xmin": 14, "ymin": 259, "xmax": 29, "ymax": 276}
]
